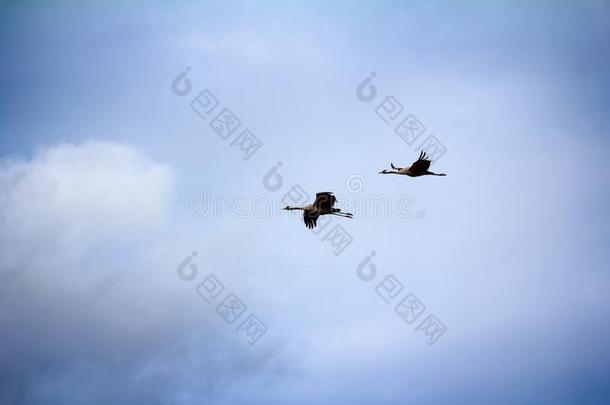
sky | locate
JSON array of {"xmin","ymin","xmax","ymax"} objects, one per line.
[{"xmin": 1, "ymin": 1, "xmax": 609, "ymax": 404}]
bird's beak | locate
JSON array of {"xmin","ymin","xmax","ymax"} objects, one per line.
[{"xmin": 282, "ymin": 206, "xmax": 290, "ymax": 210}]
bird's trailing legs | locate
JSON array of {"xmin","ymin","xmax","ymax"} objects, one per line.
[{"xmin": 332, "ymin": 208, "xmax": 353, "ymax": 218}]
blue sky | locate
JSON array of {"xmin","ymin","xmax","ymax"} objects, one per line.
[{"xmin": 1, "ymin": 1, "xmax": 609, "ymax": 404}]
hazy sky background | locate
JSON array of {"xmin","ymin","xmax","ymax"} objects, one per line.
[{"xmin": 1, "ymin": 1, "xmax": 609, "ymax": 404}]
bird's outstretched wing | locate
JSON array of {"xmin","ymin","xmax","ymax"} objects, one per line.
[
  {"xmin": 303, "ymin": 210, "xmax": 318, "ymax": 229},
  {"xmin": 315, "ymin": 192, "xmax": 336, "ymax": 211},
  {"xmin": 409, "ymin": 151, "xmax": 432, "ymax": 174}
]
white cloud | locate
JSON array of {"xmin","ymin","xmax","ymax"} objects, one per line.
[
  {"xmin": 0, "ymin": 141, "xmax": 172, "ymax": 241},
  {"xmin": 0, "ymin": 142, "xmax": 290, "ymax": 405}
]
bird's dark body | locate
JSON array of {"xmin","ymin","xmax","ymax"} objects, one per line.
[
  {"xmin": 284, "ymin": 192, "xmax": 352, "ymax": 229},
  {"xmin": 381, "ymin": 151, "xmax": 446, "ymax": 177},
  {"xmin": 303, "ymin": 192, "xmax": 337, "ymax": 229}
]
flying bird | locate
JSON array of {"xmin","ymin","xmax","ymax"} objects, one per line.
[
  {"xmin": 283, "ymin": 192, "xmax": 353, "ymax": 229},
  {"xmin": 378, "ymin": 151, "xmax": 446, "ymax": 177}
]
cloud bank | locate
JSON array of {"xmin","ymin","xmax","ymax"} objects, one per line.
[{"xmin": 0, "ymin": 142, "xmax": 290, "ymax": 405}]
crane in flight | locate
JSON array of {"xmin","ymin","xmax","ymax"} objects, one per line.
[
  {"xmin": 283, "ymin": 192, "xmax": 353, "ymax": 229},
  {"xmin": 378, "ymin": 151, "xmax": 446, "ymax": 177}
]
